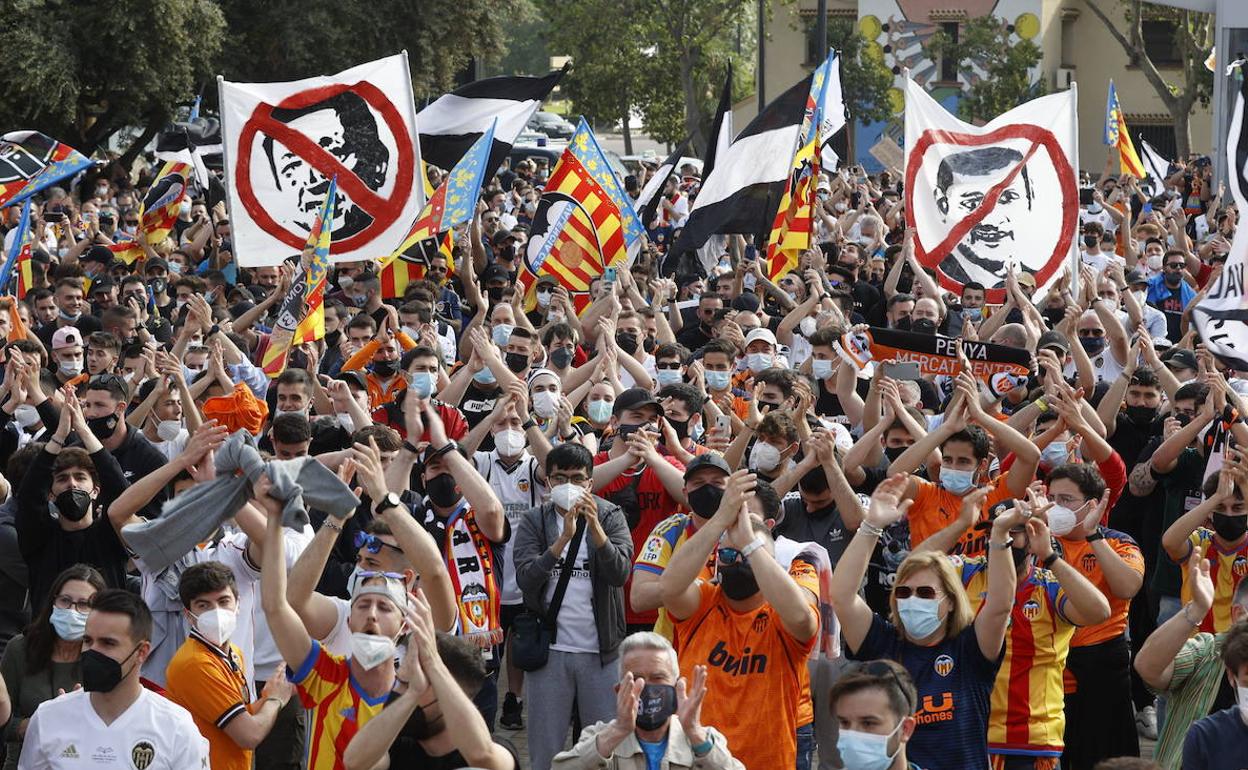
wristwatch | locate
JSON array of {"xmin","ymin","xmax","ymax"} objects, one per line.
[
  {"xmin": 374, "ymin": 492, "xmax": 404, "ymax": 514},
  {"xmin": 1040, "ymin": 552, "xmax": 1060, "ymax": 569},
  {"xmin": 1085, "ymin": 528, "xmax": 1106, "ymax": 543}
]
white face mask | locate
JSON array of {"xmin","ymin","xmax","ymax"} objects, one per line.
[
  {"xmin": 13, "ymin": 404, "xmax": 39, "ymax": 429},
  {"xmin": 156, "ymin": 420, "xmax": 183, "ymax": 442},
  {"xmin": 349, "ymin": 632, "xmax": 396, "ymax": 671},
  {"xmin": 811, "ymin": 358, "xmax": 835, "ymax": 380},
  {"xmin": 532, "ymin": 390, "xmax": 560, "ymax": 419},
  {"xmin": 1236, "ymin": 683, "xmax": 1248, "ymax": 724},
  {"xmin": 550, "ymin": 483, "xmax": 583, "ymax": 511},
  {"xmin": 1046, "ymin": 504, "xmax": 1080, "ymax": 537},
  {"xmin": 746, "ymin": 352, "xmax": 773, "ymax": 372},
  {"xmin": 192, "ymin": 607, "xmax": 238, "ymax": 647},
  {"xmin": 337, "ymin": 412, "xmax": 357, "ymax": 431},
  {"xmin": 494, "ymin": 428, "xmax": 526, "ymax": 457},
  {"xmin": 58, "ymin": 359, "xmax": 82, "ymax": 377},
  {"xmin": 749, "ymin": 441, "xmax": 783, "ymax": 473},
  {"xmin": 799, "ymin": 316, "xmax": 817, "ymax": 338}
]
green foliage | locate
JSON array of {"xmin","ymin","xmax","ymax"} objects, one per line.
[
  {"xmin": 823, "ymin": 18, "xmax": 893, "ymax": 126},
  {"xmin": 495, "ymin": 12, "xmax": 553, "ymax": 77},
  {"xmin": 925, "ymin": 16, "xmax": 1046, "ymax": 123},
  {"xmin": 0, "ymin": 0, "xmax": 226, "ymax": 153}
]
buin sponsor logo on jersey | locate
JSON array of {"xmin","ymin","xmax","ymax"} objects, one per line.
[
  {"xmin": 934, "ymin": 654, "xmax": 954, "ymax": 677},
  {"xmin": 1021, "ymin": 599, "xmax": 1042, "ymax": 621},
  {"xmin": 707, "ymin": 641, "xmax": 767, "ymax": 675}
]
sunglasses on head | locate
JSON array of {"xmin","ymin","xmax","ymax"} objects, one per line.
[
  {"xmin": 893, "ymin": 585, "xmax": 941, "ymax": 600},
  {"xmin": 846, "ymin": 660, "xmax": 915, "ymax": 711},
  {"xmin": 354, "ymin": 531, "xmax": 402, "ymax": 554}
]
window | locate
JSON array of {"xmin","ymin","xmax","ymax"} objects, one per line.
[
  {"xmin": 938, "ymin": 22, "xmax": 960, "ymax": 82},
  {"xmin": 1060, "ymin": 16, "xmax": 1076, "ymax": 68},
  {"xmin": 1141, "ymin": 20, "xmax": 1181, "ymax": 66}
]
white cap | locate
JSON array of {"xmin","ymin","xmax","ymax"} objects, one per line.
[{"xmin": 744, "ymin": 328, "xmax": 777, "ymax": 349}]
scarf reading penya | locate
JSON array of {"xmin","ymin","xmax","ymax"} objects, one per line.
[
  {"xmin": 443, "ymin": 506, "xmax": 503, "ymax": 647},
  {"xmin": 836, "ymin": 327, "xmax": 1031, "ymax": 398}
]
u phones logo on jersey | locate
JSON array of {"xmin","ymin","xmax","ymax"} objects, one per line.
[
  {"xmin": 934, "ymin": 654, "xmax": 955, "ymax": 677},
  {"xmin": 1021, "ymin": 600, "xmax": 1042, "ymax": 621},
  {"xmin": 131, "ymin": 741, "xmax": 156, "ymax": 769}
]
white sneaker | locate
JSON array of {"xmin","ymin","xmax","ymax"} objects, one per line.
[{"xmin": 1136, "ymin": 705, "xmax": 1158, "ymax": 740}]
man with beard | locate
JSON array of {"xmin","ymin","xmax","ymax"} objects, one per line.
[
  {"xmin": 1145, "ymin": 250, "xmax": 1197, "ymax": 343},
  {"xmin": 933, "ymin": 146, "xmax": 1034, "ymax": 291}
]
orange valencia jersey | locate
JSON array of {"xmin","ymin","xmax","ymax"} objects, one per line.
[
  {"xmin": 909, "ymin": 474, "xmax": 1016, "ymax": 558},
  {"xmin": 962, "ymin": 556, "xmax": 1077, "ymax": 758},
  {"xmin": 672, "ymin": 562, "xmax": 819, "ymax": 770},
  {"xmin": 1059, "ymin": 530, "xmax": 1144, "ymax": 648}
]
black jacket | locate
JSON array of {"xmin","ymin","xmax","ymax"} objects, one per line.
[{"xmin": 513, "ymin": 497, "xmax": 632, "ymax": 661}]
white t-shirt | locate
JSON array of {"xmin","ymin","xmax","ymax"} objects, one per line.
[
  {"xmin": 545, "ymin": 516, "xmax": 598, "ymax": 654},
  {"xmin": 151, "ymin": 430, "xmax": 189, "ymax": 462},
  {"xmin": 474, "ymin": 450, "xmax": 545, "ymax": 605},
  {"xmin": 1064, "ymin": 343, "xmax": 1126, "ymax": 384},
  {"xmin": 20, "ymin": 688, "xmax": 209, "ymax": 769},
  {"xmin": 1080, "ymin": 206, "xmax": 1116, "ymax": 232}
]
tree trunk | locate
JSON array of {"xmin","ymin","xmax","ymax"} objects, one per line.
[
  {"xmin": 118, "ymin": 119, "xmax": 164, "ymax": 170},
  {"xmin": 621, "ymin": 96, "xmax": 634, "ymax": 155}
]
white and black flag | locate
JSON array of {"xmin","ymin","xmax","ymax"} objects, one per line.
[
  {"xmin": 663, "ymin": 72, "xmax": 812, "ymax": 275},
  {"xmin": 1138, "ymin": 138, "xmax": 1173, "ymax": 197},
  {"xmin": 1193, "ymin": 65, "xmax": 1248, "ymax": 369},
  {"xmin": 703, "ymin": 64, "xmax": 734, "ymax": 179},
  {"xmin": 636, "ymin": 138, "xmax": 691, "ymax": 228},
  {"xmin": 155, "ymin": 118, "xmax": 223, "ymax": 192},
  {"xmin": 416, "ymin": 68, "xmax": 567, "ymax": 174}
]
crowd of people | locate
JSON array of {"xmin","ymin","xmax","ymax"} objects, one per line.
[{"xmin": 0, "ymin": 142, "xmax": 1242, "ymax": 770}]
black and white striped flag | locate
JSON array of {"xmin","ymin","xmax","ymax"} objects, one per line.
[
  {"xmin": 416, "ymin": 68, "xmax": 567, "ymax": 174},
  {"xmin": 1138, "ymin": 138, "xmax": 1172, "ymax": 196}
]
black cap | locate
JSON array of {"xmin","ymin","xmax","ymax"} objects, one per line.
[
  {"xmin": 1037, "ymin": 330, "xmax": 1070, "ymax": 355},
  {"xmin": 612, "ymin": 387, "xmax": 665, "ymax": 418},
  {"xmin": 83, "ymin": 245, "xmax": 113, "ymax": 264},
  {"xmin": 228, "ymin": 301, "xmax": 256, "ymax": 319},
  {"xmin": 1163, "ymin": 348, "xmax": 1198, "ymax": 371},
  {"xmin": 1125, "ymin": 268, "xmax": 1147, "ymax": 286},
  {"xmin": 337, "ymin": 371, "xmax": 367, "ymax": 390},
  {"xmin": 731, "ymin": 293, "xmax": 761, "ymax": 312},
  {"xmin": 481, "ymin": 263, "xmax": 510, "ymax": 284},
  {"xmin": 683, "ymin": 453, "xmax": 731, "ymax": 480},
  {"xmin": 144, "ymin": 257, "xmax": 169, "ymax": 274},
  {"xmin": 90, "ymin": 278, "xmax": 115, "ymax": 294}
]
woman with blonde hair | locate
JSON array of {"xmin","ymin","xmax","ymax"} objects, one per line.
[{"xmin": 830, "ymin": 475, "xmax": 1019, "ymax": 770}]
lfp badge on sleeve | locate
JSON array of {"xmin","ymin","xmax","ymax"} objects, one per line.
[{"xmin": 903, "ymin": 77, "xmax": 1079, "ymax": 304}]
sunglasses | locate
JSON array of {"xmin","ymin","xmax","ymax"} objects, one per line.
[
  {"xmin": 893, "ymin": 585, "xmax": 941, "ymax": 600},
  {"xmin": 353, "ymin": 532, "xmax": 403, "ymax": 555},
  {"xmin": 655, "ymin": 362, "xmax": 681, "ymax": 370},
  {"xmin": 717, "ymin": 547, "xmax": 745, "ymax": 565}
]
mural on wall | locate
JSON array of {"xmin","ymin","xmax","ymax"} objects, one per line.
[{"xmin": 855, "ymin": 0, "xmax": 1042, "ymax": 170}]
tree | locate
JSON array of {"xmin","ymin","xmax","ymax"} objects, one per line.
[
  {"xmin": 816, "ymin": 18, "xmax": 895, "ymax": 158},
  {"xmin": 1084, "ymin": 0, "xmax": 1212, "ymax": 158},
  {"xmin": 925, "ymin": 16, "xmax": 1047, "ymax": 124},
  {"xmin": 495, "ymin": 13, "xmax": 553, "ymax": 77},
  {"xmin": 215, "ymin": 0, "xmax": 524, "ymax": 101},
  {"xmin": 0, "ymin": 0, "xmax": 225, "ymax": 160}
]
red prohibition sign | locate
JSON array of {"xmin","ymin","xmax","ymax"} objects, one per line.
[
  {"xmin": 235, "ymin": 81, "xmax": 416, "ymax": 254},
  {"xmin": 903, "ymin": 123, "xmax": 1077, "ymax": 304}
]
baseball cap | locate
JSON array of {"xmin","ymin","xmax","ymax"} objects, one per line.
[
  {"xmin": 731, "ymin": 293, "xmax": 761, "ymax": 312},
  {"xmin": 144, "ymin": 258, "xmax": 169, "ymax": 274},
  {"xmin": 52, "ymin": 327, "xmax": 83, "ymax": 351},
  {"xmin": 1163, "ymin": 348, "xmax": 1198, "ymax": 371},
  {"xmin": 89, "ymin": 278, "xmax": 115, "ymax": 296},
  {"xmin": 481, "ymin": 263, "xmax": 510, "ymax": 284},
  {"xmin": 613, "ymin": 387, "xmax": 665, "ymax": 418},
  {"xmin": 350, "ymin": 571, "xmax": 410, "ymax": 609},
  {"xmin": 744, "ymin": 328, "xmax": 778, "ymax": 349},
  {"xmin": 683, "ymin": 453, "xmax": 731, "ymax": 480},
  {"xmin": 1125, "ymin": 268, "xmax": 1148, "ymax": 286},
  {"xmin": 1036, "ymin": 330, "xmax": 1070, "ymax": 355},
  {"xmin": 1016, "ymin": 272, "xmax": 1037, "ymax": 289},
  {"xmin": 336, "ymin": 371, "xmax": 368, "ymax": 391},
  {"xmin": 82, "ymin": 245, "xmax": 113, "ymax": 265},
  {"xmin": 536, "ymin": 274, "xmax": 558, "ymax": 288}
]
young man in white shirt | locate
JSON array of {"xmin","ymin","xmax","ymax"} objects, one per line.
[{"xmin": 19, "ymin": 589, "xmax": 210, "ymax": 769}]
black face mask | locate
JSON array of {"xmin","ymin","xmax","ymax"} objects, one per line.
[
  {"xmin": 687, "ymin": 484, "xmax": 724, "ymax": 518},
  {"xmin": 504, "ymin": 352, "xmax": 529, "ymax": 373},
  {"xmin": 1041, "ymin": 308, "xmax": 1066, "ymax": 328},
  {"xmin": 550, "ymin": 346, "xmax": 575, "ymax": 369},
  {"xmin": 910, "ymin": 318, "xmax": 938, "ymax": 336},
  {"xmin": 1174, "ymin": 413, "xmax": 1193, "ymax": 427},
  {"xmin": 425, "ymin": 473, "xmax": 461, "ymax": 508},
  {"xmin": 1212, "ymin": 512, "xmax": 1248, "ymax": 541},
  {"xmin": 883, "ymin": 446, "xmax": 908, "ymax": 462},
  {"xmin": 1125, "ymin": 405, "xmax": 1158, "ymax": 427},
  {"xmin": 81, "ymin": 645, "xmax": 139, "ymax": 693},
  {"xmin": 371, "ymin": 360, "xmax": 398, "ymax": 378},
  {"xmin": 1164, "ymin": 272, "xmax": 1183, "ymax": 288},
  {"xmin": 616, "ymin": 332, "xmax": 640, "ymax": 354},
  {"xmin": 893, "ymin": 316, "xmax": 912, "ymax": 331},
  {"xmin": 408, "ymin": 703, "xmax": 447, "ymax": 739},
  {"xmin": 497, "ymin": 244, "xmax": 517, "ymax": 261},
  {"xmin": 718, "ymin": 563, "xmax": 760, "ymax": 600},
  {"xmin": 667, "ymin": 417, "xmax": 691, "ymax": 441},
  {"xmin": 324, "ymin": 329, "xmax": 341, "ymax": 349},
  {"xmin": 53, "ymin": 488, "xmax": 92, "ymax": 523},
  {"xmin": 636, "ymin": 683, "xmax": 677, "ymax": 730},
  {"xmin": 757, "ymin": 400, "xmax": 781, "ymax": 413},
  {"xmin": 85, "ymin": 414, "xmax": 119, "ymax": 440},
  {"xmin": 487, "ymin": 286, "xmax": 506, "ymax": 303},
  {"xmin": 1010, "ymin": 545, "xmax": 1030, "ymax": 572},
  {"xmin": 642, "ymin": 336, "xmax": 657, "ymax": 354},
  {"xmin": 804, "ymin": 501, "xmax": 836, "ymax": 519},
  {"xmin": 150, "ymin": 278, "xmax": 167, "ymax": 295}
]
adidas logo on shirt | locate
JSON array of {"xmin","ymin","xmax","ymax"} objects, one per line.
[{"xmin": 60, "ymin": 744, "xmax": 79, "ymax": 759}]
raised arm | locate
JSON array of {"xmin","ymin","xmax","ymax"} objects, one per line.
[
  {"xmin": 660, "ymin": 471, "xmax": 754, "ymax": 620},
  {"xmin": 831, "ymin": 474, "xmax": 910, "ymax": 652},
  {"xmin": 257, "ymin": 473, "xmax": 314, "ymax": 673},
  {"xmin": 1134, "ymin": 545, "xmax": 1213, "ymax": 692},
  {"xmin": 423, "ymin": 399, "xmax": 506, "ymax": 542}
]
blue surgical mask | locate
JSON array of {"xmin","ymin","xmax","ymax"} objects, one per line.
[
  {"xmin": 492, "ymin": 323, "xmax": 514, "ymax": 346},
  {"xmin": 587, "ymin": 399, "xmax": 612, "ymax": 423},
  {"xmin": 938, "ymin": 467, "xmax": 975, "ymax": 495},
  {"xmin": 897, "ymin": 596, "xmax": 944, "ymax": 640},
  {"xmin": 410, "ymin": 371, "xmax": 437, "ymax": 399},
  {"xmin": 811, "ymin": 358, "xmax": 835, "ymax": 379},
  {"xmin": 747, "ymin": 352, "xmax": 773, "ymax": 372},
  {"xmin": 473, "ymin": 367, "xmax": 497, "ymax": 386},
  {"xmin": 706, "ymin": 370, "xmax": 731, "ymax": 391},
  {"xmin": 655, "ymin": 368, "xmax": 683, "ymax": 387},
  {"xmin": 836, "ymin": 722, "xmax": 904, "ymax": 770},
  {"xmin": 50, "ymin": 607, "xmax": 88, "ymax": 641},
  {"xmin": 1041, "ymin": 442, "xmax": 1069, "ymax": 468},
  {"xmin": 1080, "ymin": 336, "xmax": 1107, "ymax": 356}
]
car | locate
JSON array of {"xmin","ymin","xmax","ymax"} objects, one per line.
[
  {"xmin": 507, "ymin": 144, "xmax": 630, "ymax": 183},
  {"xmin": 527, "ymin": 111, "xmax": 576, "ymax": 140}
]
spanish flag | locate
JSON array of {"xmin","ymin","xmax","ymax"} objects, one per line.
[
  {"xmin": 0, "ymin": 198, "xmax": 32, "ymax": 298},
  {"xmin": 1105, "ymin": 80, "xmax": 1145, "ymax": 178},
  {"xmin": 260, "ymin": 177, "xmax": 337, "ymax": 378}
]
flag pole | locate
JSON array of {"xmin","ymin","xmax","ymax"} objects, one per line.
[{"xmin": 1070, "ymin": 79, "xmax": 1081, "ymax": 301}]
